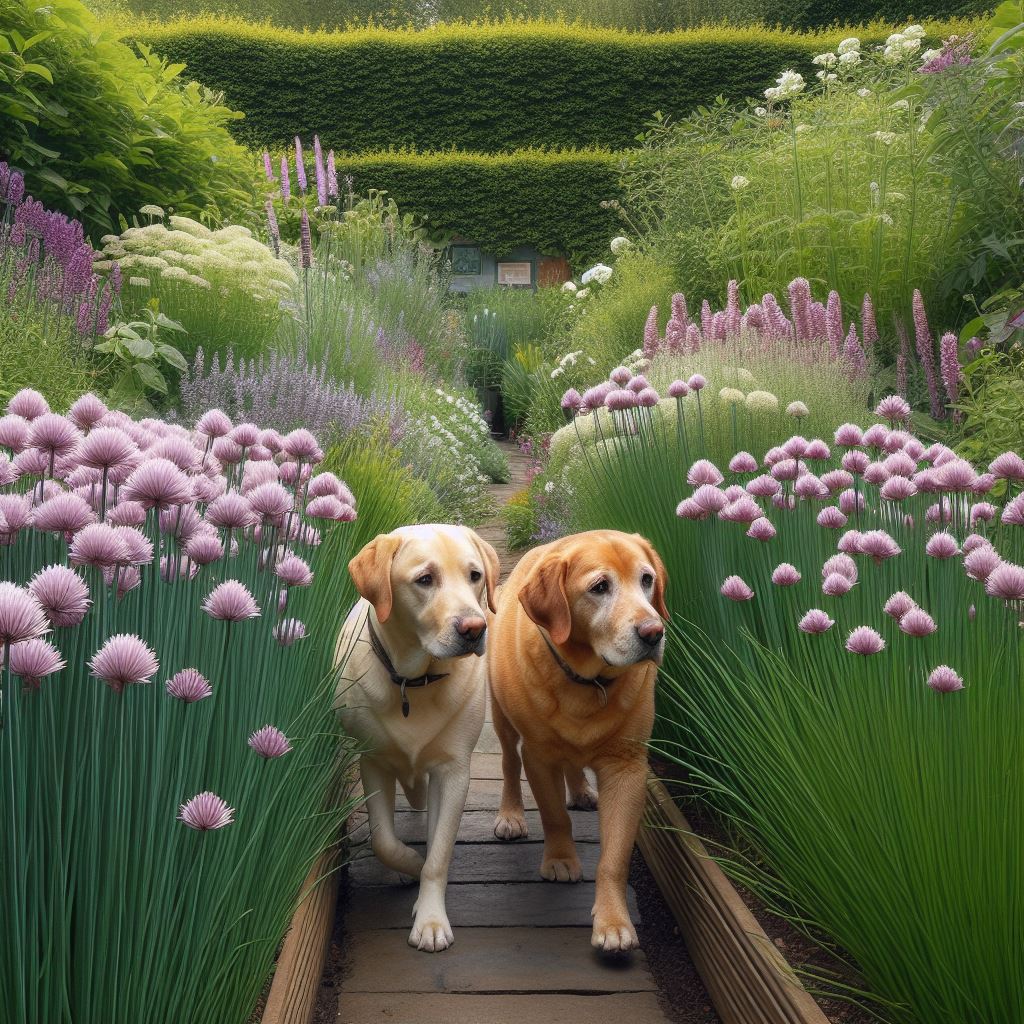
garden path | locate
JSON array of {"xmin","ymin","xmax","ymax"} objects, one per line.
[{"xmin": 336, "ymin": 440, "xmax": 670, "ymax": 1023}]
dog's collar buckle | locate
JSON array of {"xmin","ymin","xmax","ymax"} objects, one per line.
[
  {"xmin": 367, "ymin": 619, "xmax": 448, "ymax": 718},
  {"xmin": 539, "ymin": 629, "xmax": 614, "ymax": 700}
]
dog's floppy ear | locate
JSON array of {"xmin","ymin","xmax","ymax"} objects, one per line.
[
  {"xmin": 634, "ymin": 533, "xmax": 670, "ymax": 620},
  {"xmin": 467, "ymin": 529, "xmax": 501, "ymax": 613},
  {"xmin": 348, "ymin": 533, "xmax": 403, "ymax": 623},
  {"xmin": 518, "ymin": 555, "xmax": 572, "ymax": 645}
]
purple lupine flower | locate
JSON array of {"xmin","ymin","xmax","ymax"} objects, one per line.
[
  {"xmin": 861, "ymin": 293, "xmax": 878, "ymax": 347},
  {"xmin": 313, "ymin": 135, "xmax": 327, "ymax": 206},
  {"xmin": 300, "ymin": 209, "xmax": 312, "ymax": 269},
  {"xmin": 725, "ymin": 279, "xmax": 742, "ymax": 335},
  {"xmin": 939, "ymin": 332, "xmax": 961, "ymax": 412},
  {"xmin": 265, "ymin": 200, "xmax": 281, "ymax": 257},
  {"xmin": 843, "ymin": 324, "xmax": 868, "ymax": 376},
  {"xmin": 179, "ymin": 791, "xmax": 234, "ymax": 830},
  {"xmin": 912, "ymin": 290, "xmax": 944, "ymax": 419},
  {"xmin": 327, "ymin": 150, "xmax": 338, "ymax": 197},
  {"xmin": 263, "ymin": 151, "xmax": 274, "ymax": 180},
  {"xmin": 280, "ymin": 156, "xmax": 291, "ymax": 203},
  {"xmin": 294, "ymin": 137, "xmax": 307, "ymax": 193},
  {"xmin": 787, "ymin": 277, "xmax": 812, "ymax": 341},
  {"xmin": 642, "ymin": 305, "xmax": 660, "ymax": 359},
  {"xmin": 825, "ymin": 291, "xmax": 844, "ymax": 355}
]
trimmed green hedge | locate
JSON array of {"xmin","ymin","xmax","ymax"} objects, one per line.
[
  {"xmin": 323, "ymin": 149, "xmax": 622, "ymax": 264},
  {"xmin": 136, "ymin": 18, "xmax": 973, "ymax": 153}
]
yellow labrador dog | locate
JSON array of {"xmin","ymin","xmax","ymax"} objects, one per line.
[{"xmin": 336, "ymin": 524, "xmax": 499, "ymax": 952}]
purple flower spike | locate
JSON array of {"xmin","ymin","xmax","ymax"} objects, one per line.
[
  {"xmin": 249, "ymin": 724, "xmax": 293, "ymax": 758},
  {"xmin": 900, "ymin": 608, "xmax": 937, "ymax": 637},
  {"xmin": 273, "ymin": 618, "xmax": 308, "ymax": 646},
  {"xmin": 771, "ymin": 563, "xmax": 801, "ymax": 586},
  {"xmin": 927, "ymin": 666, "xmax": 964, "ymax": 694},
  {"xmin": 845, "ymin": 626, "xmax": 885, "ymax": 655},
  {"xmin": 179, "ymin": 791, "xmax": 234, "ymax": 831},
  {"xmin": 798, "ymin": 609, "xmax": 834, "ymax": 634},
  {"xmin": 720, "ymin": 575, "xmax": 754, "ymax": 601},
  {"xmin": 90, "ymin": 633, "xmax": 159, "ymax": 694},
  {"xmin": 300, "ymin": 209, "xmax": 313, "ymax": 270},
  {"xmin": 166, "ymin": 668, "xmax": 213, "ymax": 703},
  {"xmin": 203, "ymin": 580, "xmax": 260, "ymax": 622}
]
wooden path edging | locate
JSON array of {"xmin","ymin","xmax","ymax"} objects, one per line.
[{"xmin": 636, "ymin": 775, "xmax": 830, "ymax": 1024}]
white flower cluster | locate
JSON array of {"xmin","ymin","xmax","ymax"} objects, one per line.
[
  {"xmin": 580, "ymin": 263, "xmax": 613, "ymax": 287},
  {"xmin": 609, "ymin": 236, "xmax": 632, "ymax": 256},
  {"xmin": 423, "ymin": 387, "xmax": 495, "ymax": 492},
  {"xmin": 764, "ymin": 69, "xmax": 805, "ymax": 102},
  {"xmin": 550, "ymin": 349, "xmax": 596, "ymax": 379},
  {"xmin": 622, "ymin": 348, "xmax": 650, "ymax": 373},
  {"xmin": 731, "ymin": 175, "xmax": 750, "ymax": 191},
  {"xmin": 884, "ymin": 25, "xmax": 925, "ymax": 61},
  {"xmin": 432, "ymin": 387, "xmax": 491, "ymax": 437},
  {"xmin": 812, "ymin": 36, "xmax": 861, "ymax": 81}
]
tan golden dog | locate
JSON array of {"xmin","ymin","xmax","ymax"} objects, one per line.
[
  {"xmin": 336, "ymin": 525, "xmax": 499, "ymax": 952},
  {"xmin": 488, "ymin": 529, "xmax": 668, "ymax": 952}
]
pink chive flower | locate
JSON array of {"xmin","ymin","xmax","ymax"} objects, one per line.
[
  {"xmin": 837, "ymin": 530, "xmax": 864, "ymax": 555},
  {"xmin": 863, "ymin": 462, "xmax": 890, "ymax": 486},
  {"xmin": 900, "ymin": 608, "xmax": 937, "ymax": 637},
  {"xmin": 841, "ymin": 450, "xmax": 870, "ymax": 475},
  {"xmin": 196, "ymin": 409, "xmax": 233, "ymax": 439},
  {"xmin": 606, "ymin": 388, "xmax": 637, "ymax": 411},
  {"xmin": 746, "ymin": 474, "xmax": 780, "ymax": 497},
  {"xmin": 283, "ymin": 428, "xmax": 323, "ymax": 463},
  {"xmin": 746, "ymin": 517, "xmax": 776, "ymax": 541},
  {"xmin": 246, "ymin": 482, "xmax": 293, "ymax": 523},
  {"xmin": 7, "ymin": 388, "xmax": 49, "ymax": 420},
  {"xmin": 230, "ymin": 422, "xmax": 261, "ymax": 448},
  {"xmin": 985, "ymin": 563, "xmax": 1024, "ymax": 601},
  {"xmin": 838, "ymin": 489, "xmax": 865, "ymax": 515},
  {"xmin": 0, "ymin": 414, "xmax": 30, "ymax": 452},
  {"xmin": 32, "ymin": 492, "xmax": 96, "ymax": 535},
  {"xmin": 202, "ymin": 580, "xmax": 260, "ymax": 622},
  {"xmin": 772, "ymin": 563, "xmax": 801, "ymax": 586},
  {"xmin": 150, "ymin": 436, "xmax": 201, "ymax": 473},
  {"xmin": 113, "ymin": 526, "xmax": 154, "ymax": 566},
  {"xmin": 307, "ymin": 472, "xmax": 343, "ymax": 499},
  {"xmin": 962, "ymin": 533, "xmax": 991, "ymax": 554},
  {"xmin": 925, "ymin": 532, "xmax": 961, "ymax": 559},
  {"xmin": 78, "ymin": 428, "xmax": 139, "ymax": 472},
  {"xmin": 729, "ymin": 452, "xmax": 758, "ymax": 474},
  {"xmin": 771, "ymin": 459, "xmax": 800, "ymax": 483},
  {"xmin": 8, "ymin": 638, "xmax": 65, "ymax": 689},
  {"xmin": 273, "ymin": 618, "xmax": 308, "ymax": 646},
  {"xmin": 724, "ymin": 485, "xmax": 746, "ymax": 502},
  {"xmin": 884, "ymin": 591, "xmax": 917, "ymax": 620},
  {"xmin": 883, "ymin": 452, "xmax": 917, "ymax": 478},
  {"xmin": 627, "ymin": 375, "xmax": 650, "ymax": 394},
  {"xmin": 28, "ymin": 414, "xmax": 82, "ymax": 461},
  {"xmin": 783, "ymin": 435, "xmax": 809, "ymax": 459},
  {"xmin": 799, "ymin": 609, "xmax": 834, "ymax": 634},
  {"xmin": 846, "ymin": 626, "xmax": 885, "ymax": 655},
  {"xmin": 636, "ymin": 387, "xmax": 660, "ymax": 408},
  {"xmin": 179, "ymin": 791, "xmax": 234, "ymax": 831},
  {"xmin": 249, "ymin": 724, "xmax": 293, "ymax": 758},
  {"xmin": 859, "ymin": 530, "xmax": 902, "ymax": 564},
  {"xmin": 90, "ymin": 634, "xmax": 159, "ymax": 693},
  {"xmin": 721, "ymin": 496, "xmax": 763, "ymax": 524},
  {"xmin": 212, "ymin": 436, "xmax": 243, "ymax": 465},
  {"xmin": 804, "ymin": 439, "xmax": 830, "ymax": 461},
  {"xmin": 183, "ymin": 532, "xmax": 224, "ymax": 566},
  {"xmin": 121, "ymin": 458, "xmax": 192, "ymax": 510},
  {"xmin": 275, "ymin": 555, "xmax": 313, "ymax": 587},
  {"xmin": 668, "ymin": 380, "xmax": 689, "ymax": 398},
  {"xmin": 69, "ymin": 523, "xmax": 128, "ymax": 569},
  {"xmin": 205, "ymin": 492, "xmax": 257, "ymax": 530},
  {"xmin": 107, "ymin": 501, "xmax": 147, "ymax": 528},
  {"xmin": 720, "ymin": 575, "xmax": 754, "ymax": 601},
  {"xmin": 834, "ymin": 423, "xmax": 864, "ymax": 447},
  {"xmin": 794, "ymin": 474, "xmax": 829, "ymax": 500},
  {"xmin": 822, "ymin": 573, "xmax": 853, "ymax": 597},
  {"xmin": 687, "ymin": 374, "xmax": 706, "ymax": 391},
  {"xmin": 305, "ymin": 494, "xmax": 345, "ymax": 520},
  {"xmin": 692, "ymin": 485, "xmax": 729, "ymax": 514},
  {"xmin": 927, "ymin": 665, "xmax": 964, "ymax": 694},
  {"xmin": 166, "ymin": 668, "xmax": 213, "ymax": 703},
  {"xmin": 560, "ymin": 388, "xmax": 583, "ymax": 412},
  {"xmin": 823, "ymin": 554, "xmax": 858, "ymax": 582},
  {"xmin": 879, "ymin": 476, "xmax": 917, "ymax": 502},
  {"xmin": 875, "ymin": 395, "xmax": 911, "ymax": 423},
  {"xmin": 68, "ymin": 393, "xmax": 108, "ymax": 430},
  {"xmin": 1001, "ymin": 495, "xmax": 1024, "ymax": 526},
  {"xmin": 14, "ymin": 447, "xmax": 52, "ymax": 478},
  {"xmin": 937, "ymin": 459, "xmax": 977, "ymax": 492},
  {"xmin": 817, "ymin": 506, "xmax": 848, "ymax": 529},
  {"xmin": 862, "ymin": 424, "xmax": 888, "ymax": 449},
  {"xmin": 676, "ymin": 498, "xmax": 707, "ymax": 520},
  {"xmin": 689, "ymin": 460, "xmax": 724, "ymax": 487},
  {"xmin": 29, "ymin": 566, "xmax": 91, "ymax": 628},
  {"xmin": 989, "ymin": 452, "xmax": 1024, "ymax": 481},
  {"xmin": 610, "ymin": 366, "xmax": 631, "ymax": 385}
]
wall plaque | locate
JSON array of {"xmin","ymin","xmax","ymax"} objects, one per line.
[
  {"xmin": 451, "ymin": 245, "xmax": 481, "ymax": 275},
  {"xmin": 497, "ymin": 261, "xmax": 532, "ymax": 287}
]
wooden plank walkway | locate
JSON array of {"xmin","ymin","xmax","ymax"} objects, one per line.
[{"xmin": 336, "ymin": 441, "xmax": 671, "ymax": 1023}]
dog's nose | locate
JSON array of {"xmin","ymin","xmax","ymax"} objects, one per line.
[
  {"xmin": 456, "ymin": 615, "xmax": 486, "ymax": 642},
  {"xmin": 636, "ymin": 619, "xmax": 664, "ymax": 647}
]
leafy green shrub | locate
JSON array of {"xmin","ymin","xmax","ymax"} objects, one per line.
[
  {"xmin": 135, "ymin": 18, "xmax": 973, "ymax": 154},
  {"xmin": 0, "ymin": 0, "xmax": 253, "ymax": 238}
]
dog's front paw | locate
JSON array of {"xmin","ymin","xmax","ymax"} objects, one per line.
[
  {"xmin": 566, "ymin": 785, "xmax": 598, "ymax": 811},
  {"xmin": 493, "ymin": 810, "xmax": 529, "ymax": 840},
  {"xmin": 409, "ymin": 911, "xmax": 454, "ymax": 953},
  {"xmin": 591, "ymin": 914, "xmax": 639, "ymax": 953},
  {"xmin": 540, "ymin": 854, "xmax": 582, "ymax": 882}
]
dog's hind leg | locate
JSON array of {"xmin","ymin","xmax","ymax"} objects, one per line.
[
  {"xmin": 565, "ymin": 765, "xmax": 598, "ymax": 811},
  {"xmin": 361, "ymin": 756, "xmax": 424, "ymax": 880},
  {"xmin": 491, "ymin": 695, "xmax": 529, "ymax": 840}
]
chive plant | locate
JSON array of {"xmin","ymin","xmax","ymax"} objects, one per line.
[{"xmin": 0, "ymin": 388, "xmax": 377, "ymax": 1024}]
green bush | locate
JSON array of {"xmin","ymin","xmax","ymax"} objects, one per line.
[
  {"xmin": 0, "ymin": 0, "xmax": 253, "ymax": 238},
  {"xmin": 134, "ymin": 18, "xmax": 974, "ymax": 154}
]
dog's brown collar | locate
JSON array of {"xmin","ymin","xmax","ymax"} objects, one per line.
[
  {"xmin": 367, "ymin": 618, "xmax": 449, "ymax": 718},
  {"xmin": 539, "ymin": 629, "xmax": 615, "ymax": 701}
]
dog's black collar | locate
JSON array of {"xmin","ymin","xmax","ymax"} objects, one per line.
[
  {"xmin": 539, "ymin": 629, "xmax": 615, "ymax": 696},
  {"xmin": 367, "ymin": 618, "xmax": 449, "ymax": 718}
]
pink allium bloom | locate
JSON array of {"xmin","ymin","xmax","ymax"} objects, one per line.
[
  {"xmin": 275, "ymin": 554, "xmax": 313, "ymax": 587},
  {"xmin": 160, "ymin": 555, "xmax": 199, "ymax": 582},
  {"xmin": 904, "ymin": 438, "xmax": 926, "ymax": 461},
  {"xmin": 783, "ymin": 436, "xmax": 809, "ymax": 459},
  {"xmin": 32, "ymin": 492, "xmax": 96, "ymax": 535},
  {"xmin": 212, "ymin": 436, "xmax": 243, "ymax": 465},
  {"xmin": 121, "ymin": 458, "xmax": 192, "ymax": 510},
  {"xmin": 560, "ymin": 388, "xmax": 583, "ymax": 412},
  {"xmin": 925, "ymin": 532, "xmax": 961, "ymax": 559},
  {"xmin": 305, "ymin": 494, "xmax": 345, "ymax": 520},
  {"xmin": 203, "ymin": 580, "xmax": 260, "ymax": 622},
  {"xmin": 817, "ymin": 506, "xmax": 848, "ymax": 529},
  {"xmin": 989, "ymin": 451, "xmax": 1024, "ymax": 481},
  {"xmin": 1002, "ymin": 495, "xmax": 1024, "ymax": 526},
  {"xmin": 927, "ymin": 665, "xmax": 964, "ymax": 694},
  {"xmin": 804, "ymin": 439, "xmax": 830, "ymax": 461},
  {"xmin": 692, "ymin": 484, "xmax": 729, "ymax": 514},
  {"xmin": 605, "ymin": 388, "xmax": 637, "ymax": 411},
  {"xmin": 0, "ymin": 414, "xmax": 30, "ymax": 452},
  {"xmin": 8, "ymin": 637, "xmax": 65, "ymax": 689},
  {"xmin": 841, "ymin": 450, "xmax": 870, "ymax": 475},
  {"xmin": 273, "ymin": 618, "xmax": 308, "ymax": 646},
  {"xmin": 746, "ymin": 474, "xmax": 780, "ymax": 498},
  {"xmin": 230, "ymin": 422, "xmax": 261, "ymax": 447},
  {"xmin": 676, "ymin": 498, "xmax": 707, "ymax": 520},
  {"xmin": 863, "ymin": 462, "xmax": 890, "ymax": 486},
  {"xmin": 771, "ymin": 493, "xmax": 796, "ymax": 511},
  {"xmin": 179, "ymin": 791, "xmax": 234, "ymax": 831},
  {"xmin": 247, "ymin": 444, "xmax": 273, "ymax": 463},
  {"xmin": 0, "ymin": 454, "xmax": 18, "ymax": 487},
  {"xmin": 89, "ymin": 633, "xmax": 159, "ymax": 693},
  {"xmin": 184, "ymin": 532, "xmax": 224, "ymax": 566},
  {"xmin": 900, "ymin": 608, "xmax": 937, "ymax": 637},
  {"xmin": 29, "ymin": 565, "xmax": 90, "ymax": 628},
  {"xmin": 166, "ymin": 667, "xmax": 212, "ymax": 703},
  {"xmin": 0, "ymin": 582, "xmax": 49, "ymax": 646},
  {"xmin": 68, "ymin": 393, "xmax": 108, "ymax": 431},
  {"xmin": 78, "ymin": 427, "xmax": 139, "ymax": 472},
  {"xmin": 834, "ymin": 532, "xmax": 862, "ymax": 558},
  {"xmin": 109, "ymin": 527, "xmax": 152, "ymax": 567},
  {"xmin": 636, "ymin": 387, "xmax": 660, "ymax": 408},
  {"xmin": 150, "ymin": 436, "xmax": 201, "ymax": 473},
  {"xmin": 879, "ymin": 476, "xmax": 918, "ymax": 502},
  {"xmin": 27, "ymin": 414, "xmax": 82, "ymax": 460},
  {"xmin": 159, "ymin": 503, "xmax": 205, "ymax": 542},
  {"xmin": 192, "ymin": 474, "xmax": 227, "ymax": 504},
  {"xmin": 246, "ymin": 481, "xmax": 293, "ymax": 523},
  {"xmin": 687, "ymin": 374, "xmax": 707, "ymax": 392},
  {"xmin": 763, "ymin": 447, "xmax": 786, "ymax": 467},
  {"xmin": 771, "ymin": 563, "xmax": 801, "ymax": 586},
  {"xmin": 845, "ymin": 626, "xmax": 885, "ymax": 656},
  {"xmin": 728, "ymin": 452, "xmax": 758, "ymax": 474},
  {"xmin": 838, "ymin": 489, "xmax": 865, "ymax": 515},
  {"xmin": 668, "ymin": 379, "xmax": 689, "ymax": 399},
  {"xmin": 7, "ymin": 388, "xmax": 49, "ymax": 420},
  {"xmin": 859, "ymin": 530, "xmax": 902, "ymax": 564},
  {"xmin": 249, "ymin": 724, "xmax": 293, "ymax": 758},
  {"xmin": 931, "ymin": 446, "xmax": 957, "ymax": 467},
  {"xmin": 967, "ymin": 503, "xmax": 995, "ymax": 528},
  {"xmin": 862, "ymin": 424, "xmax": 889, "ymax": 449},
  {"xmin": 688, "ymin": 459, "xmax": 724, "ymax": 487},
  {"xmin": 937, "ymin": 459, "xmax": 977, "ymax": 492},
  {"xmin": 69, "ymin": 523, "xmax": 129, "ymax": 569},
  {"xmin": 882, "ymin": 452, "xmax": 917, "ymax": 478},
  {"xmin": 985, "ymin": 562, "xmax": 1024, "ymax": 601},
  {"xmin": 794, "ymin": 474, "xmax": 829, "ymax": 500},
  {"xmin": 205, "ymin": 492, "xmax": 257, "ymax": 530},
  {"xmin": 972, "ymin": 473, "xmax": 994, "ymax": 496},
  {"xmin": 746, "ymin": 517, "xmax": 777, "ymax": 541},
  {"xmin": 724, "ymin": 484, "xmax": 746, "ymax": 502},
  {"xmin": 14, "ymin": 447, "xmax": 50, "ymax": 477},
  {"xmin": 770, "ymin": 459, "xmax": 800, "ymax": 483},
  {"xmin": 720, "ymin": 575, "xmax": 754, "ymax": 602},
  {"xmin": 610, "ymin": 366, "xmax": 631, "ymax": 385},
  {"xmin": 196, "ymin": 409, "xmax": 233, "ymax": 439},
  {"xmin": 721, "ymin": 496, "xmax": 763, "ymax": 524},
  {"xmin": 799, "ymin": 609, "xmax": 834, "ymax": 634},
  {"xmin": 834, "ymin": 423, "xmax": 864, "ymax": 447},
  {"xmin": 884, "ymin": 591, "xmax": 917, "ymax": 620},
  {"xmin": 925, "ymin": 500, "xmax": 953, "ymax": 524},
  {"xmin": 875, "ymin": 394, "xmax": 911, "ymax": 423},
  {"xmin": 108, "ymin": 501, "xmax": 147, "ymax": 528},
  {"xmin": 822, "ymin": 573, "xmax": 853, "ymax": 597},
  {"xmin": 822, "ymin": 554, "xmax": 858, "ymax": 582},
  {"xmin": 0, "ymin": 493, "xmax": 31, "ymax": 539},
  {"xmin": 307, "ymin": 472, "xmax": 344, "ymax": 500},
  {"xmin": 962, "ymin": 533, "xmax": 991, "ymax": 554},
  {"xmin": 627, "ymin": 375, "xmax": 650, "ymax": 394},
  {"xmin": 582, "ymin": 384, "xmax": 613, "ymax": 410},
  {"xmin": 283, "ymin": 428, "xmax": 323, "ymax": 463}
]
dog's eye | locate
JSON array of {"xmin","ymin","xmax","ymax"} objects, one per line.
[
  {"xmin": 641, "ymin": 572, "xmax": 655, "ymax": 589},
  {"xmin": 415, "ymin": 574, "xmax": 433, "ymax": 587},
  {"xmin": 469, "ymin": 569, "xmax": 482, "ymax": 582},
  {"xmin": 589, "ymin": 579, "xmax": 609, "ymax": 595}
]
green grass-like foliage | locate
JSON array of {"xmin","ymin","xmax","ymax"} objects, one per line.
[
  {"xmin": 132, "ymin": 18, "xmax": 975, "ymax": 154},
  {"xmin": 0, "ymin": 396, "xmax": 420, "ymax": 1024}
]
